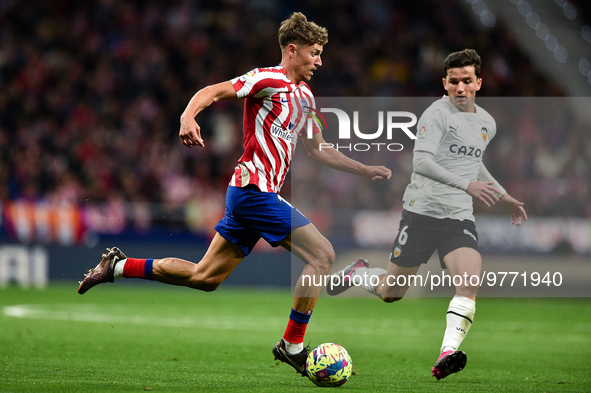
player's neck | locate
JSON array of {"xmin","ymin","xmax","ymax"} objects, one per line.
[{"xmin": 281, "ymin": 64, "xmax": 303, "ymax": 84}]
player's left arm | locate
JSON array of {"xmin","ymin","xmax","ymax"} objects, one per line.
[
  {"xmin": 301, "ymin": 132, "xmax": 391, "ymax": 183},
  {"xmin": 478, "ymin": 162, "xmax": 528, "ymax": 226}
]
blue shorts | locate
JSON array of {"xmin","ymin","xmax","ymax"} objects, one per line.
[{"xmin": 214, "ymin": 185, "xmax": 311, "ymax": 256}]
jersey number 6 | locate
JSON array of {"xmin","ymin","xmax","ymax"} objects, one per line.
[{"xmin": 398, "ymin": 225, "xmax": 409, "ymax": 245}]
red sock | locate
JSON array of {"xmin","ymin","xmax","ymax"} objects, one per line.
[
  {"xmin": 122, "ymin": 258, "xmax": 154, "ymax": 280},
  {"xmin": 283, "ymin": 309, "xmax": 312, "ymax": 344}
]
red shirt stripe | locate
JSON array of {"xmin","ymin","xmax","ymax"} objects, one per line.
[{"xmin": 229, "ymin": 66, "xmax": 319, "ymax": 193}]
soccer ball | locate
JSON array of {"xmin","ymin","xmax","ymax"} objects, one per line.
[{"xmin": 306, "ymin": 343, "xmax": 353, "ymax": 387}]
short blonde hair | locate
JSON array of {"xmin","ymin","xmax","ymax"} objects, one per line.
[{"xmin": 278, "ymin": 12, "xmax": 328, "ymax": 50}]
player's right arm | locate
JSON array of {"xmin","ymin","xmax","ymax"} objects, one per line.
[
  {"xmin": 179, "ymin": 81, "xmax": 238, "ymax": 148},
  {"xmin": 302, "ymin": 131, "xmax": 391, "ymax": 183},
  {"xmin": 414, "ymin": 151, "xmax": 502, "ymax": 207},
  {"xmin": 414, "ymin": 105, "xmax": 502, "ymax": 207}
]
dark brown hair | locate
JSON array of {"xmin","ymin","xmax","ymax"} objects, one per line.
[{"xmin": 444, "ymin": 49, "xmax": 482, "ymax": 78}]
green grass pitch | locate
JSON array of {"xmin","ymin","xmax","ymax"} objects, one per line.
[{"xmin": 1, "ymin": 283, "xmax": 589, "ymax": 392}]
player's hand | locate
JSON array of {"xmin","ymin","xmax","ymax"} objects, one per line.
[
  {"xmin": 179, "ymin": 115, "xmax": 204, "ymax": 148},
  {"xmin": 367, "ymin": 166, "xmax": 392, "ymax": 184},
  {"xmin": 466, "ymin": 181, "xmax": 501, "ymax": 207},
  {"xmin": 499, "ymin": 193, "xmax": 528, "ymax": 226}
]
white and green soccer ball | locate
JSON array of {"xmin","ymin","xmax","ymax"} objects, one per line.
[{"xmin": 306, "ymin": 343, "xmax": 353, "ymax": 387}]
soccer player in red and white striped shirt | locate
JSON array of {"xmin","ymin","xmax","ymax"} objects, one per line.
[{"xmin": 78, "ymin": 12, "xmax": 391, "ymax": 377}]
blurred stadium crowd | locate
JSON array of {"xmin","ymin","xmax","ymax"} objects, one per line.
[{"xmin": 1, "ymin": 0, "xmax": 590, "ymax": 240}]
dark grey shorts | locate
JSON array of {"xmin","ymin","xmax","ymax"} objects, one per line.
[{"xmin": 389, "ymin": 210, "xmax": 479, "ymax": 269}]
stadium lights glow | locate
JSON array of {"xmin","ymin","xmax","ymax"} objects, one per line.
[
  {"xmin": 471, "ymin": 0, "xmax": 589, "ymax": 86},
  {"xmin": 577, "ymin": 19, "xmax": 591, "ymax": 85},
  {"xmin": 512, "ymin": 0, "xmax": 568, "ymax": 64},
  {"xmin": 553, "ymin": 0, "xmax": 591, "ymax": 86},
  {"xmin": 554, "ymin": 0, "xmax": 576, "ymax": 19},
  {"xmin": 580, "ymin": 58, "xmax": 591, "ymax": 76},
  {"xmin": 582, "ymin": 25, "xmax": 591, "ymax": 43},
  {"xmin": 561, "ymin": 3, "xmax": 577, "ymax": 20},
  {"xmin": 465, "ymin": 0, "xmax": 497, "ymax": 28}
]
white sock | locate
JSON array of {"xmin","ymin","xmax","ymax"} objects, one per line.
[
  {"xmin": 285, "ymin": 340, "xmax": 303, "ymax": 355},
  {"xmin": 352, "ymin": 267, "xmax": 386, "ymax": 297},
  {"xmin": 440, "ymin": 295, "xmax": 476, "ymax": 353},
  {"xmin": 113, "ymin": 259, "xmax": 127, "ymax": 279}
]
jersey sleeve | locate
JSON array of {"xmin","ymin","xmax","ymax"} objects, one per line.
[
  {"xmin": 231, "ymin": 68, "xmax": 262, "ymax": 98},
  {"xmin": 413, "ymin": 107, "xmax": 445, "ymax": 154},
  {"xmin": 231, "ymin": 68, "xmax": 286, "ymax": 99},
  {"xmin": 478, "ymin": 162, "xmax": 506, "ymax": 198},
  {"xmin": 414, "ymin": 151, "xmax": 471, "ymax": 190}
]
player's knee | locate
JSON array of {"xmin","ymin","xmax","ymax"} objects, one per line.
[
  {"xmin": 301, "ymin": 240, "xmax": 335, "ymax": 276},
  {"xmin": 317, "ymin": 245, "xmax": 336, "ymax": 273}
]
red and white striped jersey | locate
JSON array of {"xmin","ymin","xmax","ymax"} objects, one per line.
[{"xmin": 229, "ymin": 66, "xmax": 320, "ymax": 193}]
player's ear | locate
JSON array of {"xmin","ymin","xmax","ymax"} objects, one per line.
[
  {"xmin": 286, "ymin": 43, "xmax": 298, "ymax": 57},
  {"xmin": 475, "ymin": 77, "xmax": 482, "ymax": 91}
]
